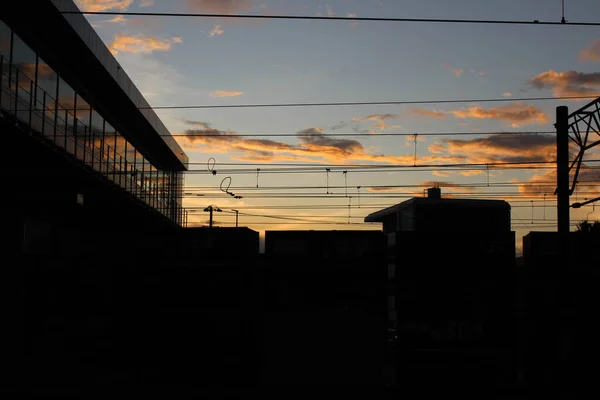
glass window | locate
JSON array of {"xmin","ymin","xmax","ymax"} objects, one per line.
[
  {"xmin": 36, "ymin": 56, "xmax": 57, "ymax": 111},
  {"xmin": 0, "ymin": 20, "xmax": 11, "ymax": 62},
  {"xmin": 11, "ymin": 33, "xmax": 36, "ymax": 107},
  {"xmin": 104, "ymin": 121, "xmax": 117, "ymax": 160},
  {"xmin": 57, "ymin": 76, "xmax": 75, "ymax": 114},
  {"xmin": 75, "ymin": 93, "xmax": 91, "ymax": 126},
  {"xmin": 115, "ymin": 132, "xmax": 127, "ymax": 157},
  {"xmin": 57, "ymin": 76, "xmax": 75, "ymax": 139},
  {"xmin": 74, "ymin": 94, "xmax": 91, "ymax": 152},
  {"xmin": 12, "ymin": 33, "xmax": 36, "ymax": 81},
  {"xmin": 90, "ymin": 109, "xmax": 103, "ymax": 136}
]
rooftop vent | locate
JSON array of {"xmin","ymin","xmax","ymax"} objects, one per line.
[{"xmin": 427, "ymin": 187, "xmax": 441, "ymax": 199}]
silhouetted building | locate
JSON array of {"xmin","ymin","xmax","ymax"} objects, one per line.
[
  {"xmin": 366, "ymin": 188, "xmax": 517, "ymax": 395},
  {"xmin": 364, "ymin": 186, "xmax": 511, "ymax": 234},
  {"xmin": 523, "ymin": 231, "xmax": 600, "ymax": 270},
  {"xmin": 261, "ymin": 230, "xmax": 386, "ymax": 386},
  {"xmin": 1, "ymin": 0, "xmax": 188, "ymax": 259},
  {"xmin": 520, "ymin": 231, "xmax": 600, "ymax": 393},
  {"xmin": 137, "ymin": 227, "xmax": 260, "ymax": 263}
]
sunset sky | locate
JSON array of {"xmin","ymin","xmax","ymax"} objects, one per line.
[{"xmin": 75, "ymin": 0, "xmax": 600, "ymax": 252}]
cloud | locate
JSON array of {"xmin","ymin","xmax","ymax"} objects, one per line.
[
  {"xmin": 330, "ymin": 121, "xmax": 348, "ymax": 130},
  {"xmin": 410, "ymin": 108, "xmax": 448, "ymax": 119},
  {"xmin": 503, "ymin": 92, "xmax": 512, "ymax": 97},
  {"xmin": 140, "ymin": 0, "xmax": 154, "ymax": 7},
  {"xmin": 517, "ymin": 166, "xmax": 600, "ymax": 200},
  {"xmin": 107, "ymin": 15, "xmax": 127, "ymax": 23},
  {"xmin": 209, "ymin": 25, "xmax": 224, "ymax": 37},
  {"xmin": 75, "ymin": 0, "xmax": 133, "ymax": 12},
  {"xmin": 429, "ymin": 133, "xmax": 556, "ymax": 166},
  {"xmin": 528, "ymin": 70, "xmax": 600, "ymax": 98},
  {"xmin": 432, "ymin": 170, "xmax": 452, "ymax": 177},
  {"xmin": 367, "ymin": 181, "xmax": 482, "ymax": 195},
  {"xmin": 108, "ymin": 34, "xmax": 182, "ymax": 55},
  {"xmin": 112, "ymin": 51, "xmax": 186, "ymax": 98},
  {"xmin": 16, "ymin": 63, "xmax": 55, "ymax": 81},
  {"xmin": 325, "ymin": 4, "xmax": 335, "ymax": 17},
  {"xmin": 188, "ymin": 0, "xmax": 255, "ymax": 13},
  {"xmin": 177, "ymin": 121, "xmax": 465, "ymax": 164},
  {"xmin": 443, "ymin": 63, "xmax": 463, "ymax": 77},
  {"xmin": 209, "ymin": 90, "xmax": 243, "ymax": 97},
  {"xmin": 448, "ymin": 102, "xmax": 548, "ymax": 127},
  {"xmin": 346, "ymin": 12, "xmax": 360, "ymax": 27},
  {"xmin": 352, "ymin": 113, "xmax": 403, "ymax": 131},
  {"xmin": 580, "ymin": 40, "xmax": 600, "ymax": 62}
]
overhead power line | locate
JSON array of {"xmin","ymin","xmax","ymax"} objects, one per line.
[
  {"xmin": 149, "ymin": 95, "xmax": 595, "ymax": 110},
  {"xmin": 184, "ymin": 200, "xmax": 594, "ymax": 211},
  {"xmin": 182, "ymin": 159, "xmax": 600, "ymax": 174},
  {"xmin": 173, "ymin": 131, "xmax": 555, "ymax": 138},
  {"xmin": 60, "ymin": 10, "xmax": 600, "ymax": 26},
  {"xmin": 182, "ymin": 180, "xmax": 600, "ymax": 192}
]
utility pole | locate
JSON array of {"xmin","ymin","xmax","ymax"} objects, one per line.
[
  {"xmin": 556, "ymin": 106, "xmax": 570, "ymax": 266},
  {"xmin": 203, "ymin": 205, "xmax": 222, "ymax": 228},
  {"xmin": 232, "ymin": 209, "xmax": 239, "ymax": 227}
]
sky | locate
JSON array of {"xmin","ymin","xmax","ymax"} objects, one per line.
[{"xmin": 75, "ymin": 0, "xmax": 600, "ymax": 253}]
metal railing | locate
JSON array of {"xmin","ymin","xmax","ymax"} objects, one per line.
[{"xmin": 0, "ymin": 55, "xmax": 187, "ymax": 226}]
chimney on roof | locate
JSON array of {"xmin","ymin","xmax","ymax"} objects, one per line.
[{"xmin": 427, "ymin": 186, "xmax": 441, "ymax": 199}]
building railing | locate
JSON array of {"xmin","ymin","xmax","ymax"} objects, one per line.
[{"xmin": 0, "ymin": 55, "xmax": 187, "ymax": 227}]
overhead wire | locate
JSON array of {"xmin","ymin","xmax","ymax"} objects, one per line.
[
  {"xmin": 144, "ymin": 96, "xmax": 595, "ymax": 111},
  {"xmin": 60, "ymin": 10, "xmax": 600, "ymax": 26},
  {"xmin": 181, "ymin": 159, "xmax": 600, "ymax": 175},
  {"xmin": 181, "ymin": 180, "xmax": 600, "ymax": 191},
  {"xmin": 173, "ymin": 131, "xmax": 555, "ymax": 138},
  {"xmin": 183, "ymin": 202, "xmax": 581, "ymax": 211}
]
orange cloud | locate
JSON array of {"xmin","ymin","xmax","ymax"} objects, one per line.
[
  {"xmin": 459, "ymin": 170, "xmax": 485, "ymax": 176},
  {"xmin": 448, "ymin": 102, "xmax": 548, "ymax": 127},
  {"xmin": 503, "ymin": 92, "xmax": 512, "ymax": 97},
  {"xmin": 108, "ymin": 34, "xmax": 181, "ymax": 55},
  {"xmin": 16, "ymin": 63, "xmax": 55, "ymax": 81},
  {"xmin": 410, "ymin": 108, "xmax": 448, "ymax": 119},
  {"xmin": 209, "ymin": 90, "xmax": 243, "ymax": 97},
  {"xmin": 176, "ymin": 121, "xmax": 465, "ymax": 165},
  {"xmin": 580, "ymin": 40, "xmax": 600, "ymax": 62},
  {"xmin": 443, "ymin": 63, "xmax": 463, "ymax": 77},
  {"xmin": 140, "ymin": 0, "xmax": 154, "ymax": 7},
  {"xmin": 209, "ymin": 25, "xmax": 224, "ymax": 37},
  {"xmin": 367, "ymin": 181, "xmax": 482, "ymax": 196},
  {"xmin": 528, "ymin": 70, "xmax": 600, "ymax": 98},
  {"xmin": 429, "ymin": 133, "xmax": 556, "ymax": 165},
  {"xmin": 352, "ymin": 113, "xmax": 402, "ymax": 132},
  {"xmin": 75, "ymin": 0, "xmax": 133, "ymax": 12},
  {"xmin": 188, "ymin": 0, "xmax": 255, "ymax": 12},
  {"xmin": 517, "ymin": 167, "xmax": 600, "ymax": 200},
  {"xmin": 104, "ymin": 15, "xmax": 128, "ymax": 24},
  {"xmin": 432, "ymin": 170, "xmax": 452, "ymax": 177}
]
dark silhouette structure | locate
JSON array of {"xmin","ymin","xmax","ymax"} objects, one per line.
[
  {"xmin": 6, "ymin": 1, "xmax": 596, "ymax": 397},
  {"xmin": 1, "ymin": 0, "xmax": 189, "ymax": 263},
  {"xmin": 261, "ymin": 230, "xmax": 386, "ymax": 387},
  {"xmin": 366, "ymin": 188, "xmax": 517, "ymax": 396},
  {"xmin": 519, "ymin": 230, "xmax": 600, "ymax": 396}
]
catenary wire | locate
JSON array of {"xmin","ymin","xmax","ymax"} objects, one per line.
[
  {"xmin": 173, "ymin": 131, "xmax": 556, "ymax": 138},
  {"xmin": 144, "ymin": 96, "xmax": 595, "ymax": 110},
  {"xmin": 60, "ymin": 10, "xmax": 600, "ymax": 27}
]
